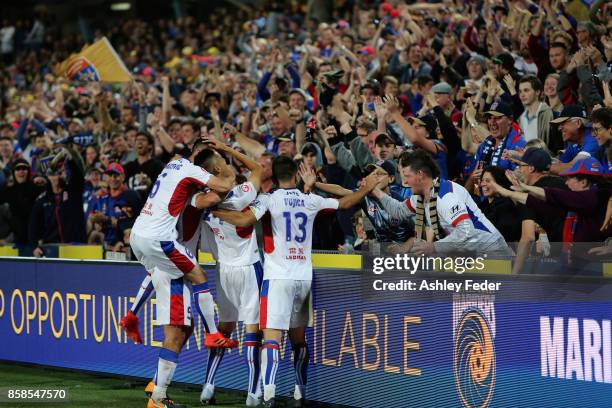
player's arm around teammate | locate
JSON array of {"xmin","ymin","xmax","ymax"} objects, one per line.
[
  {"xmin": 191, "ymin": 138, "xmax": 263, "ymax": 211},
  {"xmin": 188, "ymin": 139, "xmax": 267, "ymax": 405},
  {"xmin": 211, "ymin": 206, "xmax": 258, "ymax": 227},
  {"xmin": 201, "ymin": 138, "xmax": 264, "ymax": 336},
  {"xmin": 191, "ymin": 191, "xmax": 223, "ymax": 209},
  {"xmin": 190, "ymin": 138, "xmax": 235, "ymax": 194},
  {"xmin": 211, "ymin": 168, "xmax": 384, "ymax": 226},
  {"xmin": 197, "ymin": 169, "xmax": 233, "ymax": 193},
  {"xmin": 299, "ymin": 163, "xmax": 386, "ymax": 209}
]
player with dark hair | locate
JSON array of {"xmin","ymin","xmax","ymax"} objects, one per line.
[
  {"xmin": 124, "ymin": 139, "xmax": 237, "ymax": 408},
  {"xmin": 210, "ymin": 156, "xmax": 383, "ymax": 407},
  {"xmin": 121, "ymin": 141, "xmax": 216, "ymax": 344},
  {"xmin": 188, "ymin": 138, "xmax": 265, "ymax": 406},
  {"xmin": 372, "ymin": 149, "xmax": 511, "ymax": 255}
]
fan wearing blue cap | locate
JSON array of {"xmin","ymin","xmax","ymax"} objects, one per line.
[
  {"xmin": 490, "ymin": 157, "xmax": 611, "ymax": 270},
  {"xmin": 504, "ymin": 147, "xmax": 569, "ymax": 273}
]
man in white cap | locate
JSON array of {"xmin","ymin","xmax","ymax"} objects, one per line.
[{"xmin": 549, "ymin": 104, "xmax": 598, "ymax": 174}]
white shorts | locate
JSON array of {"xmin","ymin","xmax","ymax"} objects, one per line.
[
  {"xmin": 151, "ymin": 269, "xmax": 194, "ymax": 326},
  {"xmin": 260, "ymin": 279, "xmax": 312, "ymax": 330},
  {"xmin": 130, "ymin": 232, "xmax": 198, "ymax": 280},
  {"xmin": 217, "ymin": 261, "xmax": 263, "ymax": 325}
]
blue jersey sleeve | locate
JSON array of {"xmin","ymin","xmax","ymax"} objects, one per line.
[
  {"xmin": 262, "ymin": 134, "xmax": 278, "ymax": 154},
  {"xmin": 474, "ymin": 140, "xmax": 486, "ymax": 163},
  {"xmin": 506, "ymin": 134, "xmax": 526, "ymax": 170},
  {"xmin": 509, "ymin": 137, "xmax": 527, "ymax": 151},
  {"xmin": 559, "ymin": 144, "xmax": 579, "ymax": 163},
  {"xmin": 581, "ymin": 134, "xmax": 599, "ymax": 156},
  {"xmin": 435, "ymin": 151, "xmax": 449, "ymax": 179},
  {"xmin": 559, "ymin": 132, "xmax": 598, "ymax": 163}
]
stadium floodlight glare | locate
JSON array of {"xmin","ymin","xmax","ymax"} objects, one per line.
[{"xmin": 110, "ymin": 2, "xmax": 131, "ymax": 11}]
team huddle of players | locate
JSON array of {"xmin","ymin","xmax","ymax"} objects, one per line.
[
  {"xmin": 119, "ymin": 137, "xmax": 380, "ymax": 408},
  {"xmin": 118, "ymin": 136, "xmax": 508, "ymax": 408}
]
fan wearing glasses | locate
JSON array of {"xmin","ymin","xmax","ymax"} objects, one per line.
[{"xmin": 591, "ymin": 107, "xmax": 612, "ymax": 174}]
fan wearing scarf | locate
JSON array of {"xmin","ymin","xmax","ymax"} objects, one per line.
[
  {"xmin": 372, "ymin": 149, "xmax": 511, "ymax": 256},
  {"xmin": 462, "ymin": 101, "xmax": 526, "ymax": 199},
  {"xmin": 474, "ymin": 101, "xmax": 526, "ymax": 170}
]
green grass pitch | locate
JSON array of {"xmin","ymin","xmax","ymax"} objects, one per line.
[{"xmin": 0, "ymin": 362, "xmax": 246, "ymax": 407}]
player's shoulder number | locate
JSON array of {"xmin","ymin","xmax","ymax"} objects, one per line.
[{"xmin": 149, "ymin": 172, "xmax": 168, "ymax": 199}]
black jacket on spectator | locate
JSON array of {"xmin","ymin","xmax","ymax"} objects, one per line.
[
  {"xmin": 0, "ymin": 171, "xmax": 44, "ymax": 245},
  {"xmin": 478, "ymin": 196, "xmax": 524, "ymax": 244},
  {"xmin": 0, "ymin": 203, "xmax": 12, "ymax": 242},
  {"xmin": 523, "ymin": 175, "xmax": 568, "ymax": 243},
  {"xmin": 124, "ymin": 157, "xmax": 165, "ymax": 182},
  {"xmin": 325, "ymin": 162, "xmax": 359, "ymax": 242},
  {"xmin": 431, "ymin": 53, "xmax": 470, "ymax": 84},
  {"xmin": 432, "ymin": 106, "xmax": 461, "ymax": 180},
  {"xmin": 28, "ymin": 159, "xmax": 87, "ymax": 245},
  {"xmin": 312, "ymin": 211, "xmax": 345, "ymax": 251},
  {"xmin": 124, "ymin": 156, "xmax": 165, "ymax": 197}
]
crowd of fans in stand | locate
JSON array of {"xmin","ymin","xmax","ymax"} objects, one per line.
[{"xmin": 0, "ymin": 0, "xmax": 611, "ymax": 273}]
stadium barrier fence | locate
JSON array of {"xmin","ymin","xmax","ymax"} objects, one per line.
[{"xmin": 1, "ymin": 257, "xmax": 612, "ymax": 407}]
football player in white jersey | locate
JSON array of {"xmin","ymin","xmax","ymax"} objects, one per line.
[
  {"xmin": 122, "ymin": 139, "xmax": 264, "ymax": 405},
  {"xmin": 128, "ymin": 140, "xmax": 239, "ymax": 408},
  {"xmin": 120, "ymin": 140, "xmax": 217, "ymax": 347},
  {"xmin": 212, "ymin": 156, "xmax": 382, "ymax": 408},
  {"xmin": 372, "ymin": 149, "xmax": 511, "ymax": 256},
  {"xmin": 119, "ymin": 138, "xmax": 217, "ymax": 345},
  {"xmin": 188, "ymin": 138, "xmax": 265, "ymax": 406},
  {"xmin": 132, "ymin": 189, "xmax": 226, "ymax": 402}
]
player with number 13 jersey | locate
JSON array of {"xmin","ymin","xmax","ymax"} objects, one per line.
[{"xmin": 212, "ymin": 157, "xmax": 382, "ymax": 407}]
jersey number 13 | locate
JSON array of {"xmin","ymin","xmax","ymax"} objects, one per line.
[{"xmin": 283, "ymin": 211, "xmax": 307, "ymax": 243}]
